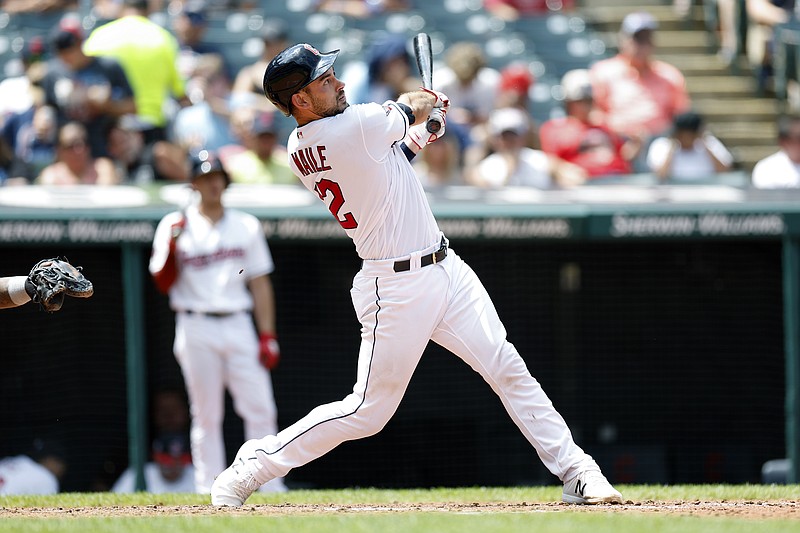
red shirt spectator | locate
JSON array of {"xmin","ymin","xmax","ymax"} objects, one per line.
[
  {"xmin": 483, "ymin": 0, "xmax": 575, "ymax": 19},
  {"xmin": 540, "ymin": 69, "xmax": 633, "ymax": 178},
  {"xmin": 589, "ymin": 12, "xmax": 690, "ymax": 140}
]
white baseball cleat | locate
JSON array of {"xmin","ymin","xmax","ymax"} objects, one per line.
[
  {"xmin": 211, "ymin": 439, "xmax": 265, "ymax": 507},
  {"xmin": 562, "ymin": 467, "xmax": 623, "ymax": 504}
]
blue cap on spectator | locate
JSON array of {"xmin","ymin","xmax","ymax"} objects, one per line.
[
  {"xmin": 620, "ymin": 12, "xmax": 658, "ymax": 36},
  {"xmin": 181, "ymin": 0, "xmax": 207, "ymax": 25}
]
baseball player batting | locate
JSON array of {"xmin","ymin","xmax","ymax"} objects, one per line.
[{"xmin": 212, "ymin": 43, "xmax": 622, "ymax": 506}]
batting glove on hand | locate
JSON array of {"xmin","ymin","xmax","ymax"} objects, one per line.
[
  {"xmin": 420, "ymin": 87, "xmax": 450, "ymax": 110},
  {"xmin": 403, "ymin": 108, "xmax": 447, "ymax": 154},
  {"xmin": 259, "ymin": 332, "xmax": 281, "ymax": 370},
  {"xmin": 170, "ymin": 216, "xmax": 186, "ymax": 241}
]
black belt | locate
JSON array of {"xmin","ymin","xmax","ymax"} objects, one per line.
[
  {"xmin": 393, "ymin": 242, "xmax": 448, "ymax": 273},
  {"xmin": 183, "ymin": 310, "xmax": 238, "ymax": 318}
]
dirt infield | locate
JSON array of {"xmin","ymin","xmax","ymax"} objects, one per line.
[{"xmin": 2, "ymin": 500, "xmax": 798, "ymax": 520}]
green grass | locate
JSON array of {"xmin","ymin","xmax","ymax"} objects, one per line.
[{"xmin": 0, "ymin": 485, "xmax": 798, "ymax": 533}]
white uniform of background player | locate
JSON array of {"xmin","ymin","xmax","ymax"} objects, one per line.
[
  {"xmin": 212, "ymin": 44, "xmax": 622, "ymax": 506},
  {"xmin": 0, "ymin": 455, "xmax": 59, "ymax": 495},
  {"xmin": 150, "ymin": 152, "xmax": 285, "ymax": 493}
]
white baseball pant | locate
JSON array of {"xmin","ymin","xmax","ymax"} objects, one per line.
[{"xmin": 248, "ymin": 247, "xmax": 596, "ymax": 484}]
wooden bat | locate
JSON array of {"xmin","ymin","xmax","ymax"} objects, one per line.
[{"xmin": 412, "ymin": 32, "xmax": 442, "ymax": 134}]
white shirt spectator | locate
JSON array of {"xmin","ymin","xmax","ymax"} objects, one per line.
[
  {"xmin": 752, "ymin": 151, "xmax": 800, "ymax": 188},
  {"xmin": 0, "ymin": 455, "xmax": 59, "ymax": 495},
  {"xmin": 647, "ymin": 134, "xmax": 734, "ymax": 181},
  {"xmin": 475, "ymin": 148, "xmax": 553, "ymax": 188},
  {"xmin": 436, "ymin": 66, "xmax": 501, "ymax": 125}
]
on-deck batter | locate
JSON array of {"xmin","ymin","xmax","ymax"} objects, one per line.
[
  {"xmin": 211, "ymin": 43, "xmax": 623, "ymax": 506},
  {"xmin": 150, "ymin": 151, "xmax": 286, "ymax": 494}
]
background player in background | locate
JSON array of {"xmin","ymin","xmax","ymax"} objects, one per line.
[
  {"xmin": 211, "ymin": 43, "xmax": 622, "ymax": 507},
  {"xmin": 112, "ymin": 433, "xmax": 196, "ymax": 493},
  {"xmin": 0, "ymin": 439, "xmax": 67, "ymax": 495},
  {"xmin": 149, "ymin": 150, "xmax": 286, "ymax": 494}
]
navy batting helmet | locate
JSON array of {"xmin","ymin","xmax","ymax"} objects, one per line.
[
  {"xmin": 189, "ymin": 149, "xmax": 230, "ymax": 184},
  {"xmin": 263, "ymin": 43, "xmax": 339, "ymax": 116}
]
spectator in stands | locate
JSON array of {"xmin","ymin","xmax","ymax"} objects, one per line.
[
  {"xmin": 340, "ymin": 33, "xmax": 419, "ymax": 105},
  {"xmin": 0, "ymin": 439, "xmax": 67, "ymax": 495},
  {"xmin": 232, "ymin": 19, "xmax": 289, "ymax": 104},
  {"xmin": 714, "ymin": 0, "xmax": 740, "ymax": 67},
  {"xmin": 230, "ymin": 19, "xmax": 296, "ymax": 141},
  {"xmin": 746, "ymin": 0, "xmax": 797, "ymax": 95},
  {"xmin": 37, "ymin": 121, "xmax": 119, "ymax": 185},
  {"xmin": 173, "ymin": 1, "xmax": 233, "ymax": 86},
  {"xmin": 0, "ymin": 0, "xmax": 76, "ymax": 14},
  {"xmin": 107, "ymin": 114, "xmax": 188, "ymax": 183},
  {"xmin": 590, "ymin": 11, "xmax": 691, "ymax": 172},
  {"xmin": 1, "ymin": 104, "xmax": 58, "ymax": 184},
  {"xmin": 646, "ymin": 111, "xmax": 735, "ymax": 182},
  {"xmin": 83, "ymin": 0, "xmax": 189, "ymax": 144},
  {"xmin": 170, "ymin": 64, "xmax": 238, "ymax": 153},
  {"xmin": 482, "ymin": 0, "xmax": 575, "ymax": 21},
  {"xmin": 412, "ymin": 132, "xmax": 464, "ymax": 188},
  {"xmin": 495, "ymin": 61, "xmax": 540, "ymax": 149},
  {"xmin": 539, "ymin": 68, "xmax": 634, "ymax": 180},
  {"xmin": 752, "ymin": 114, "xmax": 800, "ymax": 188},
  {"xmin": 41, "ymin": 18, "xmax": 136, "ymax": 159},
  {"xmin": 0, "ymin": 35, "xmax": 48, "ymax": 121},
  {"xmin": 466, "ymin": 107, "xmax": 584, "ymax": 188},
  {"xmin": 313, "ymin": 0, "xmax": 410, "ymax": 18},
  {"xmin": 436, "ymin": 41, "xmax": 501, "ymax": 139},
  {"xmin": 112, "ymin": 432, "xmax": 196, "ymax": 493},
  {"xmin": 224, "ymin": 109, "xmax": 296, "ymax": 185}
]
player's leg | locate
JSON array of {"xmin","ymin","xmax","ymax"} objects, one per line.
[
  {"xmin": 223, "ymin": 315, "xmax": 286, "ymax": 492},
  {"xmin": 212, "ymin": 267, "xmax": 448, "ymax": 506},
  {"xmin": 429, "ymin": 251, "xmax": 621, "ymax": 504},
  {"xmin": 174, "ymin": 313, "xmax": 227, "ymax": 493}
]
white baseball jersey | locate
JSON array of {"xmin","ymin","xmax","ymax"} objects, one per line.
[
  {"xmin": 287, "ymin": 102, "xmax": 442, "ymax": 260},
  {"xmin": 0, "ymin": 455, "xmax": 59, "ymax": 495},
  {"xmin": 149, "ymin": 206, "xmax": 273, "ymax": 313}
]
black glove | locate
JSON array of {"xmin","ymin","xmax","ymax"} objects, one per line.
[{"xmin": 26, "ymin": 257, "xmax": 94, "ymax": 312}]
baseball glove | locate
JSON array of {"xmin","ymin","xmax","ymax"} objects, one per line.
[{"xmin": 26, "ymin": 257, "xmax": 94, "ymax": 312}]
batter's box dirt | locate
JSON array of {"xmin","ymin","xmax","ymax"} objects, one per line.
[{"xmin": 1, "ymin": 501, "xmax": 798, "ymax": 520}]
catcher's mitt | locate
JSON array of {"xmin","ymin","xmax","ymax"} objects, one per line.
[{"xmin": 26, "ymin": 257, "xmax": 94, "ymax": 312}]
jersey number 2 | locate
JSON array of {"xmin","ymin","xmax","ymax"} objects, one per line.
[{"xmin": 316, "ymin": 179, "xmax": 358, "ymax": 230}]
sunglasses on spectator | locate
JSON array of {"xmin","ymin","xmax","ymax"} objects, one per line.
[
  {"xmin": 632, "ymin": 31, "xmax": 654, "ymax": 44},
  {"xmin": 61, "ymin": 139, "xmax": 87, "ymax": 150}
]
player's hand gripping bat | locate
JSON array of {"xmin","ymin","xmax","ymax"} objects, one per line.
[{"xmin": 413, "ymin": 33, "xmax": 444, "ymax": 134}]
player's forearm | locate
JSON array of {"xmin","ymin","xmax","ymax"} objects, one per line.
[
  {"xmin": 397, "ymin": 90, "xmax": 435, "ymax": 126},
  {"xmin": 249, "ymin": 275, "xmax": 277, "ymax": 334},
  {"xmin": 0, "ymin": 276, "xmax": 31, "ymax": 308}
]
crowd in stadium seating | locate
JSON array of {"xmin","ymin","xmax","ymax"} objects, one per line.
[{"xmin": 0, "ymin": 0, "xmax": 797, "ymax": 194}]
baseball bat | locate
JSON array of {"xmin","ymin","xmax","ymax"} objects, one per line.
[{"xmin": 412, "ymin": 32, "xmax": 442, "ymax": 134}]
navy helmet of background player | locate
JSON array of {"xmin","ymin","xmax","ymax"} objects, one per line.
[
  {"xmin": 189, "ymin": 149, "xmax": 230, "ymax": 185},
  {"xmin": 212, "ymin": 42, "xmax": 622, "ymax": 507}
]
